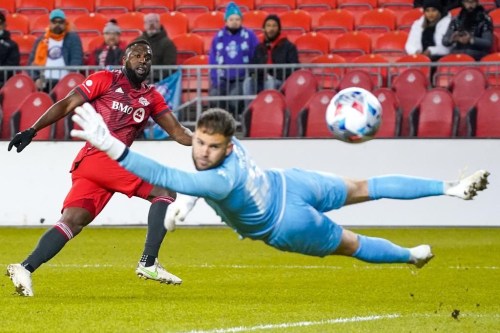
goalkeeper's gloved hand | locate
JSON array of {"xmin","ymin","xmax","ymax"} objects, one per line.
[
  {"xmin": 8, "ymin": 128, "xmax": 37, "ymax": 153},
  {"xmin": 71, "ymin": 103, "xmax": 126, "ymax": 160},
  {"xmin": 164, "ymin": 194, "xmax": 198, "ymax": 232}
]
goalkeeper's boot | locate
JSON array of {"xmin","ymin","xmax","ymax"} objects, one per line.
[
  {"xmin": 445, "ymin": 170, "xmax": 490, "ymax": 200},
  {"xmin": 408, "ymin": 245, "xmax": 434, "ymax": 269},
  {"xmin": 135, "ymin": 259, "xmax": 182, "ymax": 285},
  {"xmin": 6, "ymin": 264, "xmax": 34, "ymax": 297}
]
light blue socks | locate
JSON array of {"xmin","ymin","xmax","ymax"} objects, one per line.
[
  {"xmin": 353, "ymin": 235, "xmax": 411, "ymax": 263},
  {"xmin": 368, "ymin": 175, "xmax": 444, "ymax": 200}
]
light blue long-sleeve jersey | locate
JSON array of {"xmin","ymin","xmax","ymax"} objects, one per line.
[{"xmin": 120, "ymin": 138, "xmax": 284, "ymax": 240}]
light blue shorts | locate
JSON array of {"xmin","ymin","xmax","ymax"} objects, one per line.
[{"xmin": 265, "ymin": 168, "xmax": 347, "ymax": 257}]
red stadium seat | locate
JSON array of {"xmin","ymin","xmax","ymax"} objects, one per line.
[
  {"xmin": 433, "ymin": 53, "xmax": 476, "ymax": 88},
  {"xmin": 280, "ymin": 69, "xmax": 319, "ymax": 137},
  {"xmin": 338, "ymin": 69, "xmax": 373, "ymax": 91},
  {"xmin": 159, "ymin": 12, "xmax": 189, "ymax": 38},
  {"xmin": 315, "ymin": 9, "xmax": 354, "ymax": 47},
  {"xmin": 55, "ymin": 0, "xmax": 94, "ymax": 21},
  {"xmin": 378, "ymin": 0, "xmax": 413, "ymax": 15},
  {"xmin": 255, "ymin": 0, "xmax": 295, "ymax": 14},
  {"xmin": 480, "ymin": 52, "xmax": 500, "ymax": 87},
  {"xmin": 331, "ymin": 31, "xmax": 371, "ymax": 61},
  {"xmin": 397, "ymin": 8, "xmax": 423, "ymax": 32},
  {"xmin": 489, "ymin": 8, "xmax": 500, "ymax": 34},
  {"xmin": 297, "ymin": 0, "xmax": 336, "ymax": 28},
  {"xmin": 1, "ymin": 0, "xmax": 16, "ymax": 14},
  {"xmin": 11, "ymin": 34, "xmax": 37, "ymax": 66},
  {"xmin": 10, "ymin": 92, "xmax": 54, "ymax": 140},
  {"xmin": 191, "ymin": 11, "xmax": 224, "ymax": 52},
  {"xmin": 310, "ymin": 54, "xmax": 346, "ymax": 89},
  {"xmin": 351, "ymin": 53, "xmax": 389, "ymax": 88},
  {"xmin": 5, "ymin": 13, "xmax": 30, "ymax": 36},
  {"xmin": 176, "ymin": 0, "xmax": 214, "ymax": 30},
  {"xmin": 278, "ymin": 10, "xmax": 312, "ymax": 43},
  {"xmin": 134, "ymin": 0, "xmax": 174, "ymax": 13},
  {"xmin": 95, "ymin": 0, "xmax": 133, "ymax": 17},
  {"xmin": 450, "ymin": 68, "xmax": 487, "ymax": 137},
  {"xmin": 215, "ymin": 0, "xmax": 255, "ymax": 12},
  {"xmin": 242, "ymin": 89, "xmax": 290, "ymax": 137},
  {"xmin": 468, "ymin": 88, "xmax": 500, "ymax": 137},
  {"xmin": 15, "ymin": 0, "xmax": 53, "ymax": 22},
  {"xmin": 298, "ymin": 89, "xmax": 336, "ymax": 137},
  {"xmin": 392, "ymin": 68, "xmax": 428, "ymax": 136},
  {"xmin": 337, "ymin": 0, "xmax": 377, "ymax": 23},
  {"xmin": 0, "ymin": 73, "xmax": 36, "ymax": 139},
  {"xmin": 242, "ymin": 10, "xmax": 269, "ymax": 33},
  {"xmin": 73, "ymin": 12, "xmax": 108, "ymax": 35},
  {"xmin": 373, "ymin": 87, "xmax": 401, "ymax": 137},
  {"xmin": 115, "ymin": 12, "xmax": 144, "ymax": 41},
  {"xmin": 356, "ymin": 9, "xmax": 397, "ymax": 43},
  {"xmin": 410, "ymin": 88, "xmax": 457, "ymax": 137},
  {"xmin": 29, "ymin": 13, "xmax": 49, "ymax": 37},
  {"xmin": 181, "ymin": 54, "xmax": 210, "ymax": 106},
  {"xmin": 373, "ymin": 30, "xmax": 408, "ymax": 62},
  {"xmin": 294, "ymin": 32, "xmax": 330, "ymax": 63},
  {"xmin": 392, "ymin": 53, "xmax": 431, "ymax": 83},
  {"xmin": 172, "ymin": 33, "xmax": 205, "ymax": 64}
]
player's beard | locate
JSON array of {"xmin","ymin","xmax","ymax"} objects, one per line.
[{"xmin": 124, "ymin": 65, "xmax": 149, "ymax": 86}]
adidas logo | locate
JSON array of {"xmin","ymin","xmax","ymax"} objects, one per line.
[{"xmin": 115, "ymin": 87, "xmax": 124, "ymax": 93}]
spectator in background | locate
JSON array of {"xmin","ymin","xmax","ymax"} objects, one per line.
[
  {"xmin": 87, "ymin": 19, "xmax": 126, "ymax": 67},
  {"xmin": 28, "ymin": 9, "xmax": 83, "ymax": 92},
  {"xmin": 242, "ymin": 14, "xmax": 298, "ymax": 102},
  {"xmin": 442, "ymin": 0, "xmax": 493, "ymax": 60},
  {"xmin": 414, "ymin": 0, "xmax": 460, "ymax": 14},
  {"xmin": 135, "ymin": 13, "xmax": 177, "ymax": 82},
  {"xmin": 0, "ymin": 12, "xmax": 20, "ymax": 88},
  {"xmin": 405, "ymin": 0, "xmax": 452, "ymax": 61},
  {"xmin": 209, "ymin": 2, "xmax": 259, "ymax": 117}
]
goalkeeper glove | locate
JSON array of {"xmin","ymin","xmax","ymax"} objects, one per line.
[
  {"xmin": 8, "ymin": 128, "xmax": 37, "ymax": 153},
  {"xmin": 71, "ymin": 103, "xmax": 126, "ymax": 160},
  {"xmin": 164, "ymin": 194, "xmax": 198, "ymax": 232}
]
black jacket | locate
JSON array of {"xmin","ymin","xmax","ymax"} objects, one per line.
[
  {"xmin": 0, "ymin": 30, "xmax": 20, "ymax": 86},
  {"xmin": 442, "ymin": 6, "xmax": 493, "ymax": 60},
  {"xmin": 250, "ymin": 37, "xmax": 299, "ymax": 83}
]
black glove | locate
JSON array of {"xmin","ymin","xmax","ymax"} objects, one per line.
[{"xmin": 8, "ymin": 128, "xmax": 37, "ymax": 153}]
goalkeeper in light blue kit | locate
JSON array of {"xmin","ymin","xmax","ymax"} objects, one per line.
[{"xmin": 72, "ymin": 104, "xmax": 489, "ymax": 268}]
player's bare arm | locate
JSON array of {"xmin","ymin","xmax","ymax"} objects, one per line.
[{"xmin": 156, "ymin": 112, "xmax": 193, "ymax": 146}]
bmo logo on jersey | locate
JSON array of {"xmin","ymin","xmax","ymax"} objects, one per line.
[{"xmin": 111, "ymin": 101, "xmax": 145, "ymax": 123}]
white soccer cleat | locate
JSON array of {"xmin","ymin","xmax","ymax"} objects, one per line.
[
  {"xmin": 408, "ymin": 245, "xmax": 434, "ymax": 268},
  {"xmin": 135, "ymin": 259, "xmax": 182, "ymax": 285},
  {"xmin": 445, "ymin": 170, "xmax": 490, "ymax": 200},
  {"xmin": 6, "ymin": 264, "xmax": 34, "ymax": 297}
]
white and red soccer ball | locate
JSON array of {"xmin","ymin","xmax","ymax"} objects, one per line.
[{"xmin": 326, "ymin": 87, "xmax": 382, "ymax": 143}]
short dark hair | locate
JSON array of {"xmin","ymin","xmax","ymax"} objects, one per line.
[
  {"xmin": 0, "ymin": 12, "xmax": 5, "ymax": 24},
  {"xmin": 196, "ymin": 108, "xmax": 236, "ymax": 138},
  {"xmin": 125, "ymin": 39, "xmax": 151, "ymax": 52}
]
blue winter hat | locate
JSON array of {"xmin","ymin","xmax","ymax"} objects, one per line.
[
  {"xmin": 224, "ymin": 2, "xmax": 242, "ymax": 21},
  {"xmin": 49, "ymin": 9, "xmax": 66, "ymax": 21}
]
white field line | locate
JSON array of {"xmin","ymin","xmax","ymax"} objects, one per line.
[
  {"xmin": 180, "ymin": 314, "xmax": 400, "ymax": 333},
  {"xmin": 1, "ymin": 263, "xmax": 498, "ymax": 270}
]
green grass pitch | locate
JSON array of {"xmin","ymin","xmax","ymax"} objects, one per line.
[{"xmin": 1, "ymin": 227, "xmax": 499, "ymax": 332}]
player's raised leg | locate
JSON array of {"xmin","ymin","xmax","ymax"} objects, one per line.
[
  {"xmin": 136, "ymin": 187, "xmax": 182, "ymax": 285},
  {"xmin": 344, "ymin": 170, "xmax": 490, "ymax": 205},
  {"xmin": 333, "ymin": 229, "xmax": 434, "ymax": 268}
]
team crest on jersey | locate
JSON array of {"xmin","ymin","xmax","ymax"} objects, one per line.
[
  {"xmin": 138, "ymin": 97, "xmax": 150, "ymax": 106},
  {"xmin": 133, "ymin": 108, "xmax": 145, "ymax": 123}
]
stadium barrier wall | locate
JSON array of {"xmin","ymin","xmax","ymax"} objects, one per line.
[{"xmin": 0, "ymin": 139, "xmax": 499, "ymax": 227}]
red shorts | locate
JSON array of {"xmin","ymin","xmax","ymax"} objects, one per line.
[{"xmin": 62, "ymin": 148, "xmax": 153, "ymax": 218}]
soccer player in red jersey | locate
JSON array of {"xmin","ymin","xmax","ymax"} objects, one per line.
[{"xmin": 6, "ymin": 40, "xmax": 192, "ymax": 296}]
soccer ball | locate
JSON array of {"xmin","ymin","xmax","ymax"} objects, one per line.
[{"xmin": 325, "ymin": 87, "xmax": 382, "ymax": 143}]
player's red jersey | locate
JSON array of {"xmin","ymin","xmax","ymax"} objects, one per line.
[{"xmin": 75, "ymin": 69, "xmax": 170, "ymax": 149}]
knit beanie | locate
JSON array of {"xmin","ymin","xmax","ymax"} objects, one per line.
[
  {"xmin": 103, "ymin": 19, "xmax": 121, "ymax": 34},
  {"xmin": 423, "ymin": 0, "xmax": 444, "ymax": 13},
  {"xmin": 263, "ymin": 14, "xmax": 281, "ymax": 31},
  {"xmin": 224, "ymin": 2, "xmax": 243, "ymax": 21}
]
